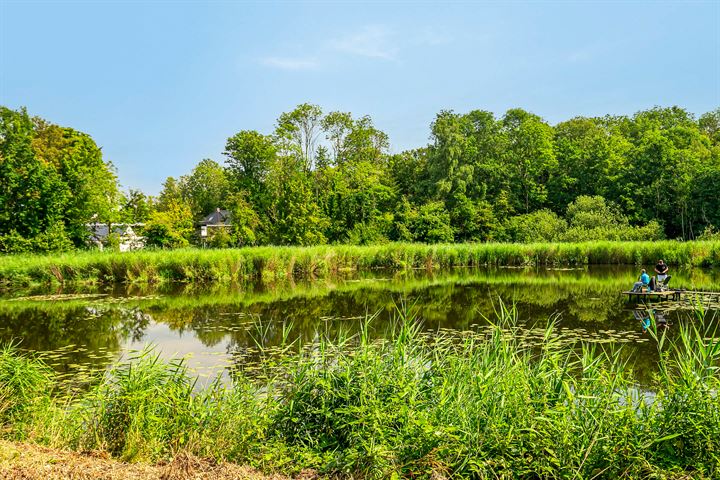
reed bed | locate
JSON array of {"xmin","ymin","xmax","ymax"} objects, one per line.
[
  {"xmin": 1, "ymin": 240, "xmax": 719, "ymax": 287},
  {"xmin": 1, "ymin": 305, "xmax": 718, "ymax": 479}
]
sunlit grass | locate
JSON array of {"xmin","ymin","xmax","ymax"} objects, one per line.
[{"xmin": 1, "ymin": 240, "xmax": 720, "ymax": 287}]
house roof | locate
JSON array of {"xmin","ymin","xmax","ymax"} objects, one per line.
[
  {"xmin": 86, "ymin": 224, "xmax": 139, "ymax": 240},
  {"xmin": 200, "ymin": 209, "xmax": 231, "ymax": 226}
]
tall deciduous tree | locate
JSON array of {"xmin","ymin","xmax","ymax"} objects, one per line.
[
  {"xmin": 501, "ymin": 109, "xmax": 557, "ymax": 214},
  {"xmin": 265, "ymin": 154, "xmax": 327, "ymax": 245},
  {"xmin": 181, "ymin": 159, "xmax": 230, "ymax": 218},
  {"xmin": 0, "ymin": 106, "xmax": 121, "ymax": 251},
  {"xmin": 224, "ymin": 130, "xmax": 276, "ymax": 189},
  {"xmin": 226, "ymin": 191, "xmax": 260, "ymax": 246},
  {"xmin": 32, "ymin": 120, "xmax": 121, "ymax": 243},
  {"xmin": 549, "ymin": 117, "xmax": 617, "ymax": 211},
  {"xmin": 343, "ymin": 115, "xmax": 389, "ymax": 165},
  {"xmin": 699, "ymin": 108, "xmax": 720, "ymax": 145},
  {"xmin": 321, "ymin": 111, "xmax": 353, "ymax": 165},
  {"xmin": 120, "ymin": 189, "xmax": 154, "ymax": 223},
  {"xmin": 156, "ymin": 177, "xmax": 186, "ymax": 212},
  {"xmin": 275, "ymin": 103, "xmax": 323, "ymax": 172}
]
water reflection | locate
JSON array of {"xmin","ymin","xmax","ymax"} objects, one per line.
[
  {"xmin": 0, "ymin": 265, "xmax": 718, "ymax": 387},
  {"xmin": 633, "ymin": 308, "xmax": 671, "ymax": 333}
]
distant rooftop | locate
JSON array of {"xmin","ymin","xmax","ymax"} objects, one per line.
[{"xmin": 200, "ymin": 208, "xmax": 231, "ymax": 226}]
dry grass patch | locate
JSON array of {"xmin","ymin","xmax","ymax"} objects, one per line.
[{"xmin": 0, "ymin": 441, "xmax": 314, "ymax": 480}]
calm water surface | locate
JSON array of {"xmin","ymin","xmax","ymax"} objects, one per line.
[{"xmin": 1, "ymin": 265, "xmax": 718, "ymax": 385}]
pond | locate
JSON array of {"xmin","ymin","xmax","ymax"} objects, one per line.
[{"xmin": 1, "ymin": 265, "xmax": 719, "ymax": 386}]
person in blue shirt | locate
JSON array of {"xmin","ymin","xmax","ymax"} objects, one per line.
[{"xmin": 632, "ymin": 269, "xmax": 651, "ymax": 292}]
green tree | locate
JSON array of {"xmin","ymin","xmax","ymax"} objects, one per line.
[
  {"xmin": 549, "ymin": 117, "xmax": 628, "ymax": 211},
  {"xmin": 699, "ymin": 109, "xmax": 720, "ymax": 145},
  {"xmin": 427, "ymin": 110, "xmax": 507, "ymax": 236},
  {"xmin": 265, "ymin": 154, "xmax": 327, "ymax": 245},
  {"xmin": 343, "ymin": 115, "xmax": 389, "ymax": 165},
  {"xmin": 120, "ymin": 190, "xmax": 154, "ymax": 223},
  {"xmin": 0, "ymin": 107, "xmax": 120, "ymax": 251},
  {"xmin": 388, "ymin": 149, "xmax": 431, "ymax": 205},
  {"xmin": 0, "ymin": 108, "xmax": 69, "ymax": 244},
  {"xmin": 501, "ymin": 109, "xmax": 557, "ymax": 213},
  {"xmin": 561, "ymin": 195, "xmax": 664, "ymax": 242},
  {"xmin": 181, "ymin": 159, "xmax": 230, "ymax": 218},
  {"xmin": 392, "ymin": 200, "xmax": 454, "ymax": 243},
  {"xmin": 226, "ymin": 191, "xmax": 260, "ymax": 246},
  {"xmin": 427, "ymin": 110, "xmax": 474, "ymax": 202},
  {"xmin": 450, "ymin": 195, "xmax": 501, "ymax": 242},
  {"xmin": 690, "ymin": 165, "xmax": 720, "ymax": 236},
  {"xmin": 156, "ymin": 177, "xmax": 186, "ymax": 212},
  {"xmin": 321, "ymin": 111, "xmax": 353, "ymax": 165},
  {"xmin": 144, "ymin": 199, "xmax": 194, "ymax": 248},
  {"xmin": 320, "ymin": 160, "xmax": 396, "ymax": 243},
  {"xmin": 32, "ymin": 120, "xmax": 122, "ymax": 243},
  {"xmin": 275, "ymin": 103, "xmax": 323, "ymax": 172},
  {"xmin": 566, "ymin": 195, "xmax": 626, "ymax": 230},
  {"xmin": 224, "ymin": 130, "xmax": 276, "ymax": 190},
  {"xmin": 461, "ymin": 110, "xmax": 506, "ymax": 205},
  {"xmin": 623, "ymin": 108, "xmax": 712, "ymax": 238},
  {"xmin": 412, "ymin": 202, "xmax": 454, "ymax": 243}
]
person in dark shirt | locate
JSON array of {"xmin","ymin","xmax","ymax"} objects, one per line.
[{"xmin": 655, "ymin": 259, "xmax": 669, "ymax": 282}]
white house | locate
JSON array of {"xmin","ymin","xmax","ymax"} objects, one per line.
[{"xmin": 87, "ymin": 223, "xmax": 145, "ymax": 252}]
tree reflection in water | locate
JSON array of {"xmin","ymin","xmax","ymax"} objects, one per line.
[{"xmin": 0, "ymin": 265, "xmax": 717, "ymax": 388}]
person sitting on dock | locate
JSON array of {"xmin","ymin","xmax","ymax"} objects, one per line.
[{"xmin": 632, "ymin": 269, "xmax": 651, "ymax": 292}]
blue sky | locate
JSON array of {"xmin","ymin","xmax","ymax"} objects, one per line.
[{"xmin": 1, "ymin": 1, "xmax": 718, "ymax": 195}]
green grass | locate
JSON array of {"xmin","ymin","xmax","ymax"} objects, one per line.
[
  {"xmin": 1, "ymin": 241, "xmax": 720, "ymax": 287},
  {"xmin": 0, "ymin": 343, "xmax": 54, "ymax": 431},
  {"xmin": 1, "ymin": 304, "xmax": 718, "ymax": 478}
]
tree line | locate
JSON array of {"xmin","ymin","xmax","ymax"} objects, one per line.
[{"xmin": 1, "ymin": 104, "xmax": 719, "ymax": 252}]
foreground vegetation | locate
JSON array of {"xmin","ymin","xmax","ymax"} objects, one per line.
[
  {"xmin": 1, "ymin": 304, "xmax": 718, "ymax": 479},
  {"xmin": 1, "ymin": 241, "xmax": 719, "ymax": 287}
]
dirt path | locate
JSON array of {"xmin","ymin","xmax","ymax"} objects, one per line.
[{"xmin": 0, "ymin": 441, "xmax": 316, "ymax": 480}]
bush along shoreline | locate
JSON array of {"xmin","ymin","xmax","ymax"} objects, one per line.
[
  {"xmin": 1, "ymin": 240, "xmax": 720, "ymax": 287},
  {"xmin": 1, "ymin": 304, "xmax": 719, "ymax": 478}
]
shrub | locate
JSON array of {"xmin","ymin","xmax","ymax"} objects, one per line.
[
  {"xmin": 504, "ymin": 209, "xmax": 567, "ymax": 242},
  {"xmin": 699, "ymin": 225, "xmax": 720, "ymax": 241},
  {"xmin": 566, "ymin": 195, "xmax": 625, "ymax": 230},
  {"xmin": 412, "ymin": 202, "xmax": 454, "ymax": 243},
  {"xmin": 345, "ymin": 220, "xmax": 390, "ymax": 245},
  {"xmin": 207, "ymin": 227, "xmax": 234, "ymax": 248},
  {"xmin": 144, "ymin": 200, "xmax": 194, "ymax": 249},
  {"xmin": 0, "ymin": 224, "xmax": 73, "ymax": 254}
]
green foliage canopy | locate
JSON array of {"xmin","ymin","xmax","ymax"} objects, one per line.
[
  {"xmin": 0, "ymin": 107, "xmax": 120, "ymax": 252},
  {"xmin": 3, "ymin": 103, "xmax": 719, "ymax": 252}
]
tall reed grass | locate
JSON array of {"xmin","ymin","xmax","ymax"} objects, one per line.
[
  {"xmin": 2, "ymin": 240, "xmax": 719, "ymax": 287},
  {"xmin": 1, "ymin": 304, "xmax": 718, "ymax": 478}
]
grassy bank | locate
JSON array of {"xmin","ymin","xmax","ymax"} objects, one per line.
[
  {"xmin": 1, "ymin": 240, "xmax": 720, "ymax": 287},
  {"xmin": 1, "ymin": 305, "xmax": 718, "ymax": 479}
]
